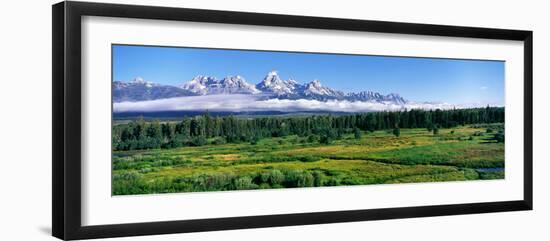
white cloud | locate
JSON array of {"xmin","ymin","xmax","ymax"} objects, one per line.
[
  {"xmin": 480, "ymin": 86, "xmax": 488, "ymax": 90},
  {"xmin": 113, "ymin": 94, "xmax": 489, "ymax": 113}
]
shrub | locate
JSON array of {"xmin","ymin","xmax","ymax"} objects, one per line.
[
  {"xmin": 212, "ymin": 137, "xmax": 226, "ymax": 145},
  {"xmin": 493, "ymin": 131, "xmax": 505, "ymax": 143},
  {"xmin": 226, "ymin": 135, "xmax": 241, "ymax": 143},
  {"xmin": 312, "ymin": 170, "xmax": 326, "ymax": 187},
  {"xmin": 260, "ymin": 172, "xmax": 271, "ymax": 183},
  {"xmin": 259, "ymin": 183, "xmax": 271, "ymax": 189},
  {"xmin": 284, "ymin": 170, "xmax": 314, "ymax": 187},
  {"xmin": 298, "ymin": 172, "xmax": 315, "ymax": 187},
  {"xmin": 307, "ymin": 135, "xmax": 319, "ymax": 143},
  {"xmin": 319, "ymin": 134, "xmax": 332, "ymax": 144},
  {"xmin": 354, "ymin": 128, "xmax": 362, "ymax": 139},
  {"xmin": 233, "ymin": 176, "xmax": 258, "ymax": 190},
  {"xmin": 427, "ymin": 123, "xmax": 434, "ymax": 132},
  {"xmin": 190, "ymin": 136, "xmax": 207, "ymax": 146},
  {"xmin": 250, "ymin": 136, "xmax": 260, "ymax": 145},
  {"xmin": 112, "ymin": 171, "xmax": 146, "ymax": 195},
  {"xmin": 268, "ymin": 170, "xmax": 285, "ymax": 185},
  {"xmin": 336, "ymin": 129, "xmax": 343, "ymax": 140},
  {"xmin": 206, "ymin": 174, "xmax": 233, "ymax": 190},
  {"xmin": 138, "ymin": 167, "xmax": 154, "ymax": 174},
  {"xmin": 325, "ymin": 177, "xmax": 341, "ymax": 186},
  {"xmin": 393, "ymin": 127, "xmax": 400, "ymax": 137}
]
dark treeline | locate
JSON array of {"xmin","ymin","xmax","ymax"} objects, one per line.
[{"xmin": 113, "ymin": 107, "xmax": 504, "ymax": 151}]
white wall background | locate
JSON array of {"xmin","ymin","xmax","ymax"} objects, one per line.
[{"xmin": 0, "ymin": 0, "xmax": 547, "ymax": 240}]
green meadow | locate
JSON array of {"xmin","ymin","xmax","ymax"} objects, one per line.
[{"xmin": 112, "ymin": 124, "xmax": 504, "ymax": 195}]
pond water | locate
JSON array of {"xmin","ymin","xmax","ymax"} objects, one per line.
[{"xmin": 476, "ymin": 167, "xmax": 504, "ymax": 173}]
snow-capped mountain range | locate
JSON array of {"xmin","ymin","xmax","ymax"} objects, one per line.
[{"xmin": 113, "ymin": 71, "xmax": 407, "ymax": 105}]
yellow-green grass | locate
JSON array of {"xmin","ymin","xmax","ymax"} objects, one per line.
[
  {"xmin": 112, "ymin": 125, "xmax": 504, "ymax": 195},
  {"xmin": 140, "ymin": 159, "xmax": 460, "ymax": 183}
]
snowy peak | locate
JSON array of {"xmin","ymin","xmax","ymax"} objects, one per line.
[
  {"xmin": 346, "ymin": 90, "xmax": 382, "ymax": 100},
  {"xmin": 311, "ymin": 79, "xmax": 322, "ymax": 87},
  {"xmin": 256, "ymin": 70, "xmax": 298, "ymax": 95},
  {"xmin": 385, "ymin": 93, "xmax": 407, "ymax": 105},
  {"xmin": 114, "ymin": 77, "xmax": 156, "ymax": 89},
  {"xmin": 346, "ymin": 91, "xmax": 406, "ymax": 104},
  {"xmin": 133, "ymin": 77, "xmax": 156, "ymax": 87},
  {"xmin": 132, "ymin": 77, "xmax": 145, "ymax": 84},
  {"xmin": 287, "ymin": 78, "xmax": 299, "ymax": 85},
  {"xmin": 209, "ymin": 75, "xmax": 260, "ymax": 94},
  {"xmin": 181, "ymin": 75, "xmax": 259, "ymax": 95},
  {"xmin": 303, "ymin": 79, "xmax": 344, "ymax": 98},
  {"xmin": 258, "ymin": 71, "xmax": 282, "ymax": 88},
  {"xmin": 256, "ymin": 73, "xmax": 343, "ymax": 100},
  {"xmin": 305, "ymin": 79, "xmax": 323, "ymax": 92},
  {"xmin": 180, "ymin": 75, "xmax": 217, "ymax": 95},
  {"xmin": 265, "ymin": 70, "xmax": 280, "ymax": 81}
]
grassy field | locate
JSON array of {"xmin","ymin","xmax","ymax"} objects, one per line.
[{"xmin": 112, "ymin": 124, "xmax": 504, "ymax": 195}]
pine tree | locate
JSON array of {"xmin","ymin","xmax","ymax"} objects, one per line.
[
  {"xmin": 393, "ymin": 126, "xmax": 400, "ymax": 137},
  {"xmin": 354, "ymin": 127, "xmax": 362, "ymax": 139}
]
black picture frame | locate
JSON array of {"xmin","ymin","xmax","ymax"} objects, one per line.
[{"xmin": 52, "ymin": 1, "xmax": 533, "ymax": 240}]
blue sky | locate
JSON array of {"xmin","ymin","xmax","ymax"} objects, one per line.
[{"xmin": 113, "ymin": 44, "xmax": 504, "ymax": 105}]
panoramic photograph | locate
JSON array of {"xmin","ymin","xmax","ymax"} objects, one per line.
[{"xmin": 111, "ymin": 44, "xmax": 505, "ymax": 195}]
